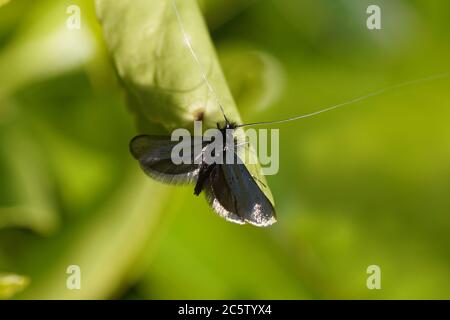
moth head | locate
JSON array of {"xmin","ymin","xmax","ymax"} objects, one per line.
[{"xmin": 216, "ymin": 121, "xmax": 237, "ymax": 130}]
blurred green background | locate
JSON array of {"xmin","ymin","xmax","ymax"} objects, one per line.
[{"xmin": 1, "ymin": 0, "xmax": 449, "ymax": 299}]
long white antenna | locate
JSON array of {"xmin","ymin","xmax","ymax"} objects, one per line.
[
  {"xmin": 238, "ymin": 72, "xmax": 450, "ymax": 128},
  {"xmin": 172, "ymin": 0, "xmax": 228, "ymax": 122}
]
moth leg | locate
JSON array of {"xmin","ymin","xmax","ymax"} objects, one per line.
[{"xmin": 194, "ymin": 163, "xmax": 215, "ymax": 196}]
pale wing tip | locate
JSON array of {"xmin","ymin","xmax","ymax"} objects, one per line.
[
  {"xmin": 244, "ymin": 203, "xmax": 277, "ymax": 227},
  {"xmin": 223, "ymin": 215, "xmax": 277, "ymax": 227},
  {"xmin": 245, "ymin": 215, "xmax": 277, "ymax": 227},
  {"xmin": 207, "ymin": 190, "xmax": 277, "ymax": 227}
]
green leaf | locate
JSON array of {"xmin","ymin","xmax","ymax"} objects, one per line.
[
  {"xmin": 0, "ymin": 273, "xmax": 29, "ymax": 299},
  {"xmin": 96, "ymin": 0, "xmax": 241, "ymax": 132}
]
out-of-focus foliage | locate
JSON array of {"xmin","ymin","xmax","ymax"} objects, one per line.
[
  {"xmin": 0, "ymin": 0, "xmax": 10, "ymax": 8},
  {"xmin": 0, "ymin": 273, "xmax": 29, "ymax": 299},
  {"xmin": 219, "ymin": 43, "xmax": 284, "ymax": 115},
  {"xmin": 0, "ymin": 0, "xmax": 449, "ymax": 300}
]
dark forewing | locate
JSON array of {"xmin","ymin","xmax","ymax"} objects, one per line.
[
  {"xmin": 130, "ymin": 135, "xmax": 202, "ymax": 184},
  {"xmin": 204, "ymin": 158, "xmax": 276, "ymax": 227}
]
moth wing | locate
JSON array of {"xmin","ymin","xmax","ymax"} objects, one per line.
[
  {"xmin": 204, "ymin": 165, "xmax": 246, "ymax": 225},
  {"xmin": 205, "ymin": 157, "xmax": 276, "ymax": 227},
  {"xmin": 130, "ymin": 135, "xmax": 203, "ymax": 184},
  {"xmin": 236, "ymin": 136, "xmax": 275, "ymax": 207}
]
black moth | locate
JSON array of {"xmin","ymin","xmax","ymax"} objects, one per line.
[{"xmin": 129, "ymin": 120, "xmax": 276, "ymax": 227}]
